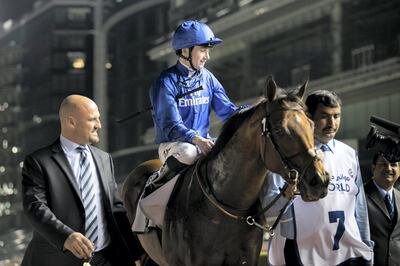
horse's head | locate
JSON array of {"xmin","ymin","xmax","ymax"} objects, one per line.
[{"xmin": 260, "ymin": 78, "xmax": 329, "ymax": 201}]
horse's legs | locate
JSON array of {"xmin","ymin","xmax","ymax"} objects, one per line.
[{"xmin": 138, "ymin": 231, "xmax": 169, "ymax": 266}]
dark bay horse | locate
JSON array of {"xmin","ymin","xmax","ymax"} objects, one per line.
[{"xmin": 122, "ymin": 78, "xmax": 330, "ymax": 266}]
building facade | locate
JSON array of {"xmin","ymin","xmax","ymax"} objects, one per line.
[
  {"xmin": 145, "ymin": 0, "xmax": 400, "ymax": 177},
  {"xmin": 0, "ymin": 1, "xmax": 95, "ymax": 262},
  {"xmin": 0, "ymin": 0, "xmax": 399, "ymax": 262}
]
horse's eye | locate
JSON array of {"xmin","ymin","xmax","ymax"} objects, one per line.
[{"xmin": 273, "ymin": 127, "xmax": 284, "ymax": 135}]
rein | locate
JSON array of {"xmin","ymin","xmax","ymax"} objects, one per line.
[
  {"xmin": 194, "ymin": 157, "xmax": 252, "ymax": 220},
  {"xmin": 194, "ymin": 156, "xmax": 290, "ymax": 237}
]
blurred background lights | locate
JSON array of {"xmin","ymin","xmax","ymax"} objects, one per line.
[
  {"xmin": 2, "ymin": 140, "xmax": 8, "ymax": 149},
  {"xmin": 2, "ymin": 19, "xmax": 13, "ymax": 31},
  {"xmin": 72, "ymin": 57, "xmax": 85, "ymax": 69},
  {"xmin": 68, "ymin": 51, "xmax": 86, "ymax": 69},
  {"xmin": 105, "ymin": 62, "xmax": 112, "ymax": 69},
  {"xmin": 32, "ymin": 115, "xmax": 42, "ymax": 123}
]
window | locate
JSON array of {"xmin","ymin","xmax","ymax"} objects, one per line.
[
  {"xmin": 67, "ymin": 7, "xmax": 91, "ymax": 23},
  {"xmin": 351, "ymin": 44, "xmax": 374, "ymax": 69},
  {"xmin": 52, "ymin": 35, "xmax": 86, "ymax": 49},
  {"xmin": 54, "ymin": 7, "xmax": 92, "ymax": 27},
  {"xmin": 173, "ymin": 0, "xmax": 186, "ymax": 8},
  {"xmin": 67, "ymin": 52, "xmax": 86, "ymax": 70}
]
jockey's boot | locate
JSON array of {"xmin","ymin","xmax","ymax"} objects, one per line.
[{"xmin": 143, "ymin": 156, "xmax": 187, "ymax": 197}]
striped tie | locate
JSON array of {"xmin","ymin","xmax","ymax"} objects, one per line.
[
  {"xmin": 77, "ymin": 146, "xmax": 98, "ymax": 246},
  {"xmin": 384, "ymin": 193, "xmax": 395, "ymax": 220}
]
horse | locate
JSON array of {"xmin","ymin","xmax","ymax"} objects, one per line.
[{"xmin": 122, "ymin": 78, "xmax": 330, "ymax": 266}]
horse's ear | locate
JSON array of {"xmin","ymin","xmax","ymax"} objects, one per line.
[
  {"xmin": 297, "ymin": 79, "xmax": 308, "ymax": 100},
  {"xmin": 264, "ymin": 76, "xmax": 277, "ymax": 102}
]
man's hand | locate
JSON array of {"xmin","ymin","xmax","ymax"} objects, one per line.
[
  {"xmin": 283, "ymin": 183, "xmax": 297, "ymax": 199},
  {"xmin": 192, "ymin": 135, "xmax": 214, "ymax": 154},
  {"xmin": 64, "ymin": 232, "xmax": 94, "ymax": 260},
  {"xmin": 135, "ymin": 260, "xmax": 142, "ymax": 266}
]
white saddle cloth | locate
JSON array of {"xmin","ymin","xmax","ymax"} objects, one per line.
[{"xmin": 131, "ymin": 175, "xmax": 179, "ymax": 233}]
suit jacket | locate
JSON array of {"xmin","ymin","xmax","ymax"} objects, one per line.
[
  {"xmin": 21, "ymin": 139, "xmax": 143, "ymax": 266},
  {"xmin": 365, "ymin": 180, "xmax": 400, "ymax": 266}
]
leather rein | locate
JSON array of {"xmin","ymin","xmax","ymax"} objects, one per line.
[{"xmin": 194, "ymin": 101, "xmax": 321, "ymax": 237}]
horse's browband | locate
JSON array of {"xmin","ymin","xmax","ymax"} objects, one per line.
[{"xmin": 268, "ymin": 107, "xmax": 305, "ymax": 115}]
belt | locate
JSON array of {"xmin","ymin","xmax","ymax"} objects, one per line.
[
  {"xmin": 93, "ymin": 245, "xmax": 111, "ymax": 256},
  {"xmin": 91, "ymin": 245, "xmax": 113, "ymax": 264}
]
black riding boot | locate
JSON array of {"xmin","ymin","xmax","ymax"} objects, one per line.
[{"xmin": 143, "ymin": 156, "xmax": 188, "ymax": 197}]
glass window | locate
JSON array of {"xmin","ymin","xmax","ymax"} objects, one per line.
[
  {"xmin": 52, "ymin": 53, "xmax": 68, "ymax": 69},
  {"xmin": 52, "ymin": 35, "xmax": 86, "ymax": 49},
  {"xmin": 351, "ymin": 44, "xmax": 374, "ymax": 69},
  {"xmin": 67, "ymin": 7, "xmax": 91, "ymax": 23}
]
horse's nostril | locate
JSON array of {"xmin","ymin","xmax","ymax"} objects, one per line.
[
  {"xmin": 309, "ymin": 176, "xmax": 319, "ymax": 186},
  {"xmin": 324, "ymin": 172, "xmax": 330, "ymax": 185}
]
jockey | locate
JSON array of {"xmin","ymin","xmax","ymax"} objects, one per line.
[{"xmin": 148, "ymin": 20, "xmax": 245, "ymax": 188}]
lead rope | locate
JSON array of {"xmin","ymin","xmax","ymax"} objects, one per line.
[{"xmin": 246, "ymin": 183, "xmax": 294, "ymax": 239}]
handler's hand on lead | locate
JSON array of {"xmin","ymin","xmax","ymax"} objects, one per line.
[
  {"xmin": 192, "ymin": 135, "xmax": 214, "ymax": 154},
  {"xmin": 64, "ymin": 232, "xmax": 94, "ymax": 260},
  {"xmin": 283, "ymin": 184, "xmax": 296, "ymax": 199}
]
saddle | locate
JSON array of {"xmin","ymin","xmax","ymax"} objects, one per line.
[{"xmin": 131, "ymin": 167, "xmax": 187, "ymax": 233}]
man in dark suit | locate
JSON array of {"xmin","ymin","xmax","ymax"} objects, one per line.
[
  {"xmin": 365, "ymin": 152, "xmax": 400, "ymax": 266},
  {"xmin": 21, "ymin": 95, "xmax": 143, "ymax": 266}
]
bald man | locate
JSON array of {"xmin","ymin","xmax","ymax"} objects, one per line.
[{"xmin": 22, "ymin": 95, "xmax": 143, "ymax": 266}]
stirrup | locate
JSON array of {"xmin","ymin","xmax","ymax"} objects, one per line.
[
  {"xmin": 142, "ymin": 184, "xmax": 155, "ymax": 198},
  {"xmin": 143, "ymin": 166, "xmax": 171, "ymax": 197}
]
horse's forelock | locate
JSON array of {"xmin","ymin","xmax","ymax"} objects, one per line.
[{"xmin": 273, "ymin": 87, "xmax": 306, "ymax": 110}]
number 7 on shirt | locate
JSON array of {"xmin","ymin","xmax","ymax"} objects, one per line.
[{"xmin": 328, "ymin": 210, "xmax": 345, "ymax": 250}]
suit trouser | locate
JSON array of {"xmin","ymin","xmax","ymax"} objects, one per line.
[{"xmin": 90, "ymin": 245, "xmax": 113, "ymax": 266}]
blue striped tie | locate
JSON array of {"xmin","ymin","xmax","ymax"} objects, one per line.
[
  {"xmin": 77, "ymin": 146, "xmax": 98, "ymax": 247},
  {"xmin": 384, "ymin": 193, "xmax": 395, "ymax": 220}
]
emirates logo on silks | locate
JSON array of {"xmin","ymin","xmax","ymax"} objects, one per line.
[{"xmin": 178, "ymin": 96, "xmax": 210, "ymax": 107}]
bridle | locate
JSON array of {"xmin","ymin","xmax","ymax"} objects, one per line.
[
  {"xmin": 194, "ymin": 100, "xmax": 323, "ymax": 237},
  {"xmin": 260, "ymin": 102, "xmax": 320, "ymax": 194}
]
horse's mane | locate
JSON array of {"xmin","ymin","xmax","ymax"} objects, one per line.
[
  {"xmin": 205, "ymin": 103, "xmax": 258, "ymax": 160},
  {"xmin": 205, "ymin": 87, "xmax": 305, "ymax": 160}
]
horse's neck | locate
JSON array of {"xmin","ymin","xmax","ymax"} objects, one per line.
[{"xmin": 207, "ymin": 132, "xmax": 267, "ymax": 209}]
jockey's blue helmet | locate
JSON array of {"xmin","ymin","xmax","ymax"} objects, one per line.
[{"xmin": 172, "ymin": 20, "xmax": 223, "ymax": 51}]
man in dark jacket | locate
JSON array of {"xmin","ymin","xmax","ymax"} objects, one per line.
[
  {"xmin": 22, "ymin": 95, "xmax": 143, "ymax": 266},
  {"xmin": 365, "ymin": 152, "xmax": 400, "ymax": 266}
]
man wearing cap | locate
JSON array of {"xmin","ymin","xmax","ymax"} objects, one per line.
[{"xmin": 148, "ymin": 20, "xmax": 245, "ymax": 182}]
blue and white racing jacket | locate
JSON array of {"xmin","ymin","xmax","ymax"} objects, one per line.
[{"xmin": 150, "ymin": 61, "xmax": 241, "ymax": 144}]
